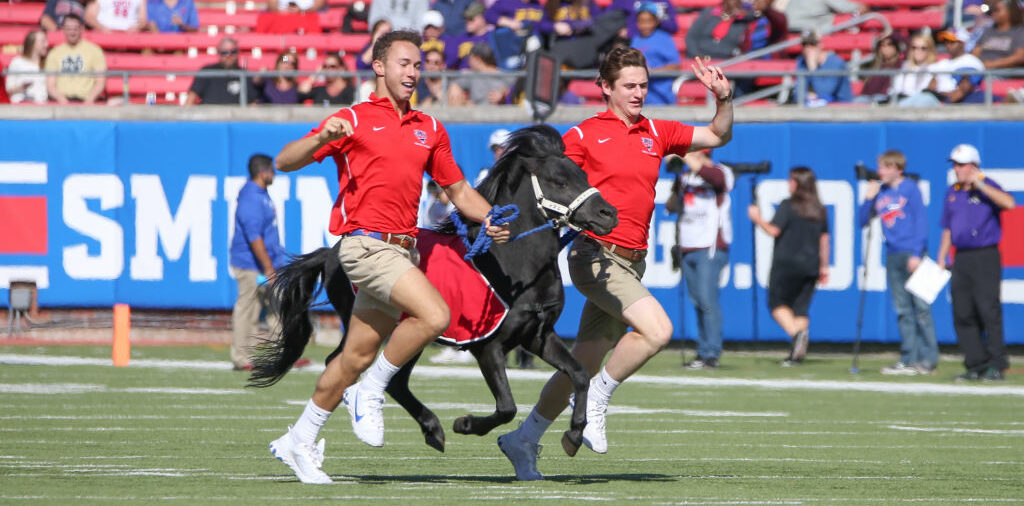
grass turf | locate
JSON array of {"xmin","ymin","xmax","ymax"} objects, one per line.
[{"xmin": 1, "ymin": 343, "xmax": 1022, "ymax": 504}]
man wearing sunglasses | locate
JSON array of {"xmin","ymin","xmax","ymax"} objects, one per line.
[{"xmin": 185, "ymin": 37, "xmax": 259, "ymax": 105}]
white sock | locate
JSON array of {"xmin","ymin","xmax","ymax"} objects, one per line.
[
  {"xmin": 362, "ymin": 353, "xmax": 400, "ymax": 395},
  {"xmin": 589, "ymin": 368, "xmax": 620, "ymax": 405},
  {"xmin": 291, "ymin": 399, "xmax": 332, "ymax": 446},
  {"xmin": 517, "ymin": 408, "xmax": 553, "ymax": 444}
]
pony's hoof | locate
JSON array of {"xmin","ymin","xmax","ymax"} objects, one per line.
[
  {"xmin": 561, "ymin": 430, "xmax": 581, "ymax": 457},
  {"xmin": 453, "ymin": 415, "xmax": 478, "ymax": 435},
  {"xmin": 425, "ymin": 431, "xmax": 445, "ymax": 453}
]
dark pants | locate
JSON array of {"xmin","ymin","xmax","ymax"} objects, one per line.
[
  {"xmin": 950, "ymin": 246, "xmax": 1008, "ymax": 373},
  {"xmin": 550, "ymin": 9, "xmax": 626, "ymax": 69}
]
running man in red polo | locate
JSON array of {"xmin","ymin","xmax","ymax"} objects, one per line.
[
  {"xmin": 498, "ymin": 48, "xmax": 734, "ymax": 480},
  {"xmin": 268, "ymin": 30, "xmax": 510, "ymax": 484}
]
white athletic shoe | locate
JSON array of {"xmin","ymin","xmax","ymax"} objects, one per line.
[
  {"xmin": 343, "ymin": 382, "xmax": 385, "ymax": 447},
  {"xmin": 569, "ymin": 391, "xmax": 609, "ymax": 454},
  {"xmin": 881, "ymin": 362, "xmax": 919, "ymax": 376},
  {"xmin": 269, "ymin": 428, "xmax": 332, "ymax": 484},
  {"xmin": 497, "ymin": 431, "xmax": 543, "ymax": 481}
]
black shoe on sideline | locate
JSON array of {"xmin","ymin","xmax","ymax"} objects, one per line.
[
  {"xmin": 955, "ymin": 370, "xmax": 982, "ymax": 382},
  {"xmin": 982, "ymin": 367, "xmax": 1005, "ymax": 382}
]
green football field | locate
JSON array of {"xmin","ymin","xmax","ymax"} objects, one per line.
[{"xmin": 2, "ymin": 343, "xmax": 1023, "ymax": 504}]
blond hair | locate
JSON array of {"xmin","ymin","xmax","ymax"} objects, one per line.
[{"xmin": 878, "ymin": 150, "xmax": 907, "ymax": 173}]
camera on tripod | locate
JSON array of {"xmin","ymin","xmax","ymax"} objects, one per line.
[{"xmin": 854, "ymin": 161, "xmax": 920, "ymax": 181}]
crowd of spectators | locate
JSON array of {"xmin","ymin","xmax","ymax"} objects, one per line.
[{"xmin": 3, "ymin": 0, "xmax": 1024, "ymax": 105}]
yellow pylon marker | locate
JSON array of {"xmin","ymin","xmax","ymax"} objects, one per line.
[{"xmin": 112, "ymin": 303, "xmax": 131, "ymax": 367}]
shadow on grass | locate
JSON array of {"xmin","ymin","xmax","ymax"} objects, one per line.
[{"xmin": 302, "ymin": 473, "xmax": 680, "ymax": 485}]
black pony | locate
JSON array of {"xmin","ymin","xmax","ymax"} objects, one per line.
[{"xmin": 249, "ymin": 125, "xmax": 618, "ymax": 454}]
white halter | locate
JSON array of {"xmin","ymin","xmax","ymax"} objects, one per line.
[{"xmin": 529, "ymin": 173, "xmax": 602, "ymax": 231}]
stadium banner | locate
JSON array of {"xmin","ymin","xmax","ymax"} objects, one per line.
[{"xmin": 0, "ymin": 119, "xmax": 1021, "ymax": 345}]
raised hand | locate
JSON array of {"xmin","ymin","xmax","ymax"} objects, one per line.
[
  {"xmin": 690, "ymin": 56, "xmax": 732, "ymax": 101},
  {"xmin": 318, "ymin": 116, "xmax": 354, "ymax": 143}
]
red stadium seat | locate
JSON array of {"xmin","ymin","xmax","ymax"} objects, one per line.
[
  {"xmin": 834, "ymin": 9, "xmax": 945, "ymax": 31},
  {"xmin": 106, "ymin": 53, "xmax": 218, "ymax": 71},
  {"xmin": 669, "ymin": 0, "xmax": 719, "ymax": 9},
  {"xmin": 725, "ymin": 58, "xmax": 797, "ymax": 86},
  {"xmin": 106, "ymin": 74, "xmax": 194, "ymax": 103},
  {"xmin": 988, "ymin": 79, "xmax": 1024, "ymax": 99},
  {"xmin": 860, "ymin": 0, "xmax": 945, "ymax": 7},
  {"xmin": 675, "ymin": 12, "xmax": 699, "ymax": 31},
  {"xmin": 0, "ymin": 3, "xmax": 44, "ymax": 25},
  {"xmin": 784, "ymin": 32, "xmax": 876, "ymax": 55},
  {"xmin": 0, "ymin": 26, "xmax": 32, "ymax": 46},
  {"xmin": 197, "ymin": 9, "xmax": 261, "ymax": 30},
  {"xmin": 568, "ymin": 79, "xmax": 602, "ymax": 101}
]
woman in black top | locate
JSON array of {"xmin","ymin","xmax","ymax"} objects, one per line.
[
  {"xmin": 748, "ymin": 166, "xmax": 830, "ymax": 366},
  {"xmin": 298, "ymin": 53, "xmax": 356, "ymax": 106}
]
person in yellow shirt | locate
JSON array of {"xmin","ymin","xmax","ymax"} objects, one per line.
[{"xmin": 44, "ymin": 14, "xmax": 106, "ymax": 104}]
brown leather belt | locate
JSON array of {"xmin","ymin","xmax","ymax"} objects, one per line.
[
  {"xmin": 590, "ymin": 237, "xmax": 647, "ymax": 262},
  {"xmin": 348, "ymin": 229, "xmax": 417, "ymax": 250}
]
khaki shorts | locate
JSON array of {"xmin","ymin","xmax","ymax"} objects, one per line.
[
  {"xmin": 338, "ymin": 234, "xmax": 420, "ymax": 319},
  {"xmin": 567, "ymin": 236, "xmax": 650, "ymax": 342}
]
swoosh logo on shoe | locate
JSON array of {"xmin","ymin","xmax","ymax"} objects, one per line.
[
  {"xmin": 373, "ymin": 126, "xmax": 385, "ymax": 131},
  {"xmin": 353, "ymin": 395, "xmax": 364, "ymax": 422},
  {"xmin": 598, "ymin": 138, "xmax": 611, "ymax": 144}
]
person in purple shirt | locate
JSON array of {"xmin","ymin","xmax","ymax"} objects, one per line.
[
  {"xmin": 445, "ymin": 2, "xmax": 492, "ymax": 68},
  {"xmin": 937, "ymin": 144, "xmax": 1016, "ymax": 381},
  {"xmin": 229, "ymin": 154, "xmax": 289, "ymax": 371},
  {"xmin": 857, "ymin": 150, "xmax": 937, "ymax": 376}
]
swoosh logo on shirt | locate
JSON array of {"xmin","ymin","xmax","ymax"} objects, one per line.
[
  {"xmin": 373, "ymin": 126, "xmax": 385, "ymax": 131},
  {"xmin": 598, "ymin": 138, "xmax": 611, "ymax": 143}
]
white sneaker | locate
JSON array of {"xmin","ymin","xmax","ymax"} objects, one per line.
[
  {"xmin": 343, "ymin": 382, "xmax": 385, "ymax": 447},
  {"xmin": 881, "ymin": 362, "xmax": 919, "ymax": 376},
  {"xmin": 497, "ymin": 431, "xmax": 543, "ymax": 481},
  {"xmin": 570, "ymin": 391, "xmax": 609, "ymax": 454},
  {"xmin": 269, "ymin": 428, "xmax": 332, "ymax": 484}
]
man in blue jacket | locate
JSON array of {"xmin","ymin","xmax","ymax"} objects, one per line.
[
  {"xmin": 857, "ymin": 150, "xmax": 937, "ymax": 375},
  {"xmin": 229, "ymin": 154, "xmax": 290, "ymax": 371}
]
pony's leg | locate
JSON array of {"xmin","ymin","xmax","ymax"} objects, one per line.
[
  {"xmin": 384, "ymin": 352, "xmax": 446, "ymax": 453},
  {"xmin": 528, "ymin": 329, "xmax": 591, "ymax": 457},
  {"xmin": 452, "ymin": 343, "xmax": 517, "ymax": 436}
]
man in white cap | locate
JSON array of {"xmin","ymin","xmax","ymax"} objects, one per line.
[
  {"xmin": 421, "ymin": 10, "xmax": 446, "ymax": 51},
  {"xmin": 937, "ymin": 143, "xmax": 1016, "ymax": 381},
  {"xmin": 899, "ymin": 28, "xmax": 985, "ymax": 106},
  {"xmin": 474, "ymin": 128, "xmax": 511, "ymax": 186}
]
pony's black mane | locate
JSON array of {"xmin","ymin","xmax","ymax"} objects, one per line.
[{"xmin": 436, "ymin": 124, "xmax": 565, "ymax": 236}]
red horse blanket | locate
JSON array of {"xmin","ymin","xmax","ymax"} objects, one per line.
[{"xmin": 413, "ymin": 229, "xmax": 508, "ymax": 345}]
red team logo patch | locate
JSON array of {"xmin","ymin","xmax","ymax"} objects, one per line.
[
  {"xmin": 413, "ymin": 129, "xmax": 428, "ymax": 145},
  {"xmin": 641, "ymin": 137, "xmax": 654, "ymax": 152}
]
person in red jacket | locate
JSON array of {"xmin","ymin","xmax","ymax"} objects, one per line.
[
  {"xmin": 268, "ymin": 30, "xmax": 509, "ymax": 484},
  {"xmin": 498, "ymin": 47, "xmax": 734, "ymax": 480}
]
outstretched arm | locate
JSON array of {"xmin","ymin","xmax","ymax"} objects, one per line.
[{"xmin": 689, "ymin": 57, "xmax": 733, "ymax": 150}]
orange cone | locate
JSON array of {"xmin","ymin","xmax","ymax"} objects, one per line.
[{"xmin": 112, "ymin": 303, "xmax": 130, "ymax": 367}]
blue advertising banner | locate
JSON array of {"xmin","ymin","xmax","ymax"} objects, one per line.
[{"xmin": 1, "ymin": 119, "xmax": 1021, "ymax": 345}]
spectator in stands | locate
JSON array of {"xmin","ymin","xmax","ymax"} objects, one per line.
[
  {"xmin": 421, "ymin": 10, "xmax": 448, "ymax": 54},
  {"xmin": 855, "ymin": 34, "xmax": 904, "ymax": 104},
  {"xmin": 446, "ymin": 2, "xmax": 493, "ymax": 69},
  {"xmin": 631, "ymin": 2, "xmax": 680, "ymax": 105},
  {"xmin": 448, "ymin": 42, "xmax": 516, "ymax": 105},
  {"xmin": 784, "ymin": 0, "xmax": 867, "ymax": 34},
  {"xmin": 256, "ymin": 52, "xmax": 302, "ymax": 104},
  {"xmin": 543, "ymin": 2, "xmax": 628, "ymax": 69},
  {"xmin": 85, "ymin": 0, "xmax": 149, "ymax": 32},
  {"xmin": 608, "ymin": 0, "xmax": 677, "ymax": 39},
  {"xmin": 266, "ymin": 0, "xmax": 325, "ymax": 13},
  {"xmin": 794, "ymin": 32, "xmax": 853, "ymax": 106},
  {"xmin": 685, "ymin": 0, "xmax": 750, "ymax": 60},
  {"xmin": 415, "ymin": 48, "xmax": 447, "ymax": 106},
  {"xmin": 299, "ymin": 53, "xmax": 356, "ymax": 106},
  {"xmin": 358, "ymin": 19, "xmax": 392, "ymax": 71},
  {"xmin": 487, "ymin": 0, "xmax": 544, "ymax": 69},
  {"xmin": 185, "ymin": 37, "xmax": 259, "ymax": 105},
  {"xmin": 44, "ymin": 14, "xmax": 106, "ymax": 104},
  {"xmin": 432, "ymin": 0, "xmax": 473, "ymax": 37},
  {"xmin": 971, "ymin": 0, "xmax": 1024, "ymax": 70},
  {"xmin": 370, "ymin": 0, "xmax": 430, "ymax": 31},
  {"xmin": 743, "ymin": 0, "xmax": 788, "ymax": 57},
  {"xmin": 147, "ymin": 0, "xmax": 199, "ymax": 33},
  {"xmin": 964, "ymin": 0, "xmax": 993, "ymax": 52},
  {"xmin": 342, "ymin": 0, "xmax": 370, "ymax": 32},
  {"xmin": 5, "ymin": 30, "xmax": 49, "ymax": 104},
  {"xmin": 538, "ymin": 0, "xmax": 600, "ymax": 50},
  {"xmin": 40, "ymin": 0, "xmax": 86, "ymax": 32},
  {"xmin": 890, "ymin": 33, "xmax": 937, "ymax": 101},
  {"xmin": 899, "ymin": 28, "xmax": 985, "ymax": 106}
]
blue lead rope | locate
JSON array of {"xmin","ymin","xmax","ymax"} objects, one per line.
[{"xmin": 450, "ymin": 205, "xmax": 581, "ymax": 260}]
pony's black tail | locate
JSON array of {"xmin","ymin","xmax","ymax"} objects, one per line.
[{"xmin": 247, "ymin": 247, "xmax": 333, "ymax": 388}]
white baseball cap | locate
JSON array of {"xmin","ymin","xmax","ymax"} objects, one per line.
[
  {"xmin": 422, "ymin": 10, "xmax": 445, "ymax": 29},
  {"xmin": 489, "ymin": 128, "xmax": 511, "ymax": 150},
  {"xmin": 949, "ymin": 143, "xmax": 980, "ymax": 165}
]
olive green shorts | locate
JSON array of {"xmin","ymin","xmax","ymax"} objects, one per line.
[
  {"xmin": 338, "ymin": 234, "xmax": 420, "ymax": 319},
  {"xmin": 567, "ymin": 236, "xmax": 650, "ymax": 342}
]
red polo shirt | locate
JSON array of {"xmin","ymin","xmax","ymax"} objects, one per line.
[
  {"xmin": 564, "ymin": 110, "xmax": 694, "ymax": 250},
  {"xmin": 308, "ymin": 93, "xmax": 465, "ymax": 237}
]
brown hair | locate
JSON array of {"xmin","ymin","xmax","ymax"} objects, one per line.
[
  {"xmin": 878, "ymin": 150, "xmax": 906, "ymax": 173},
  {"xmin": 372, "ymin": 30, "xmax": 423, "ymax": 64},
  {"xmin": 789, "ymin": 166, "xmax": 827, "ymax": 222},
  {"xmin": 596, "ymin": 47, "xmax": 648, "ymax": 100},
  {"xmin": 21, "ymin": 30, "xmax": 44, "ymax": 58}
]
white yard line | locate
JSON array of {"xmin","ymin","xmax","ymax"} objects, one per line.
[{"xmin": 3, "ymin": 353, "xmax": 1024, "ymax": 397}]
